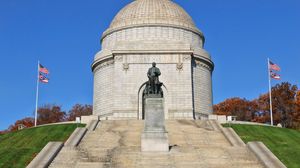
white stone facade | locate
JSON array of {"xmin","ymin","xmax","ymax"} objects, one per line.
[{"xmin": 92, "ymin": 0, "xmax": 214, "ymax": 120}]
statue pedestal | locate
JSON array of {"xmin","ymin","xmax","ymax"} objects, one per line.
[{"xmin": 141, "ymin": 96, "xmax": 169, "ymax": 152}]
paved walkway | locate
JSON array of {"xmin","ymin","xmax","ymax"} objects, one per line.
[{"xmin": 50, "ymin": 120, "xmax": 264, "ymax": 168}]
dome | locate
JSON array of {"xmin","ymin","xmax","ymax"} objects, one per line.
[{"xmin": 102, "ymin": 0, "xmax": 202, "ymax": 38}]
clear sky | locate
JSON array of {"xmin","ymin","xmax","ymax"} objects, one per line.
[{"xmin": 0, "ymin": 0, "xmax": 299, "ymax": 130}]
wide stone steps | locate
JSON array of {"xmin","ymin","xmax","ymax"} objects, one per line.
[{"xmin": 50, "ymin": 120, "xmax": 264, "ymax": 168}]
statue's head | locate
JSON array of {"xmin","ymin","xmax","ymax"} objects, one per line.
[{"xmin": 152, "ymin": 62, "xmax": 156, "ymax": 67}]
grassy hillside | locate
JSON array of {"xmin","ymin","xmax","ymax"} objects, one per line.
[
  {"xmin": 0, "ymin": 124, "xmax": 85, "ymax": 168},
  {"xmin": 224, "ymin": 124, "xmax": 300, "ymax": 168}
]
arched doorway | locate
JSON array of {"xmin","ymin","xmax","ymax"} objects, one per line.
[{"xmin": 137, "ymin": 83, "xmax": 168, "ymax": 120}]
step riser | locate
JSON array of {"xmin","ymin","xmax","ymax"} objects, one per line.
[{"xmin": 50, "ymin": 120, "xmax": 264, "ymax": 168}]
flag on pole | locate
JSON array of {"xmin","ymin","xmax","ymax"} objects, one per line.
[
  {"xmin": 35, "ymin": 62, "xmax": 50, "ymax": 126},
  {"xmin": 267, "ymin": 58, "xmax": 281, "ymax": 126},
  {"xmin": 39, "ymin": 64, "xmax": 49, "ymax": 74},
  {"xmin": 268, "ymin": 60, "xmax": 281, "ymax": 80},
  {"xmin": 39, "ymin": 73, "xmax": 49, "ymax": 83},
  {"xmin": 270, "ymin": 71, "xmax": 281, "ymax": 80},
  {"xmin": 38, "ymin": 64, "xmax": 49, "ymax": 83},
  {"xmin": 269, "ymin": 61, "xmax": 281, "ymax": 71}
]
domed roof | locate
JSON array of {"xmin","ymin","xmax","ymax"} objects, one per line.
[{"xmin": 103, "ymin": 0, "xmax": 202, "ymax": 38}]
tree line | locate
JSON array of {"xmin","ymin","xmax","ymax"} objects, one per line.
[
  {"xmin": 0, "ymin": 104, "xmax": 92, "ymax": 134},
  {"xmin": 2, "ymin": 82, "xmax": 300, "ymax": 134},
  {"xmin": 214, "ymin": 82, "xmax": 300, "ymax": 129}
]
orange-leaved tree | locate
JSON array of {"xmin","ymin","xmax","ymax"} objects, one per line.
[
  {"xmin": 252, "ymin": 94, "xmax": 271, "ymax": 123},
  {"xmin": 293, "ymin": 90, "xmax": 300, "ymax": 128},
  {"xmin": 213, "ymin": 82, "xmax": 300, "ymax": 129},
  {"xmin": 270, "ymin": 82, "xmax": 297, "ymax": 127},
  {"xmin": 37, "ymin": 104, "xmax": 66, "ymax": 125},
  {"xmin": 67, "ymin": 104, "xmax": 92, "ymax": 121},
  {"xmin": 213, "ymin": 97, "xmax": 257, "ymax": 121},
  {"xmin": 6, "ymin": 117, "xmax": 34, "ymax": 132}
]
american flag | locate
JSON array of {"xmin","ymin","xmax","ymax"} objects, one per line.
[
  {"xmin": 39, "ymin": 64, "xmax": 49, "ymax": 74},
  {"xmin": 269, "ymin": 61, "xmax": 280, "ymax": 71}
]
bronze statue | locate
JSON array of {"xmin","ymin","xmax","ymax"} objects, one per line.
[{"xmin": 144, "ymin": 62, "xmax": 163, "ymax": 97}]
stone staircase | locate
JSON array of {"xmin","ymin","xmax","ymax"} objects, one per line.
[{"xmin": 49, "ymin": 120, "xmax": 264, "ymax": 168}]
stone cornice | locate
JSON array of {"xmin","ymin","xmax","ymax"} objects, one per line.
[
  {"xmin": 92, "ymin": 49, "xmax": 215, "ymax": 72},
  {"xmin": 92, "ymin": 55, "xmax": 114, "ymax": 72},
  {"xmin": 193, "ymin": 55, "xmax": 214, "ymax": 72},
  {"xmin": 111, "ymin": 50, "xmax": 194, "ymax": 55},
  {"xmin": 101, "ymin": 24, "xmax": 205, "ymax": 43}
]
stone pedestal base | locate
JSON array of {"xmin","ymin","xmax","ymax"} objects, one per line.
[
  {"xmin": 141, "ymin": 132, "xmax": 169, "ymax": 152},
  {"xmin": 141, "ymin": 97, "xmax": 169, "ymax": 152}
]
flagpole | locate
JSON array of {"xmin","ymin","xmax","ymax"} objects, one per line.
[
  {"xmin": 268, "ymin": 58, "xmax": 274, "ymax": 126},
  {"xmin": 34, "ymin": 61, "xmax": 40, "ymax": 127}
]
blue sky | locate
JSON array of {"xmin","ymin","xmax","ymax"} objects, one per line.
[{"xmin": 0, "ymin": 0, "xmax": 299, "ymax": 130}]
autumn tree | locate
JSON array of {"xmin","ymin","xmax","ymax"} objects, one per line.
[
  {"xmin": 254, "ymin": 93, "xmax": 275, "ymax": 124},
  {"xmin": 0, "ymin": 129, "xmax": 9, "ymax": 135},
  {"xmin": 292, "ymin": 90, "xmax": 300, "ymax": 128},
  {"xmin": 37, "ymin": 104, "xmax": 66, "ymax": 125},
  {"xmin": 6, "ymin": 117, "xmax": 34, "ymax": 132},
  {"xmin": 251, "ymin": 82, "xmax": 298, "ymax": 127},
  {"xmin": 213, "ymin": 82, "xmax": 300, "ymax": 128},
  {"xmin": 269, "ymin": 82, "xmax": 297, "ymax": 127},
  {"xmin": 213, "ymin": 98, "xmax": 257, "ymax": 121},
  {"xmin": 67, "ymin": 104, "xmax": 92, "ymax": 121},
  {"xmin": 0, "ymin": 103, "xmax": 92, "ymax": 134}
]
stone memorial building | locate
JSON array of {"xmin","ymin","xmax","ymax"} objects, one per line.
[
  {"xmin": 92, "ymin": 0, "xmax": 214, "ymax": 120},
  {"xmin": 42, "ymin": 1, "xmax": 282, "ymax": 167}
]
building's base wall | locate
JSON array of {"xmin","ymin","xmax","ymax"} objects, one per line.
[
  {"xmin": 93, "ymin": 42, "xmax": 213, "ymax": 120},
  {"xmin": 93, "ymin": 51, "xmax": 200, "ymax": 120}
]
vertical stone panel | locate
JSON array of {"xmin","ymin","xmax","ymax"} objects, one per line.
[
  {"xmin": 192, "ymin": 59, "xmax": 213, "ymax": 118},
  {"xmin": 93, "ymin": 62, "xmax": 114, "ymax": 117}
]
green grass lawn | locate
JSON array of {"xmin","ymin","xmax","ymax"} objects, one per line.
[
  {"xmin": 224, "ymin": 124, "xmax": 300, "ymax": 168},
  {"xmin": 0, "ymin": 124, "xmax": 85, "ymax": 168}
]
